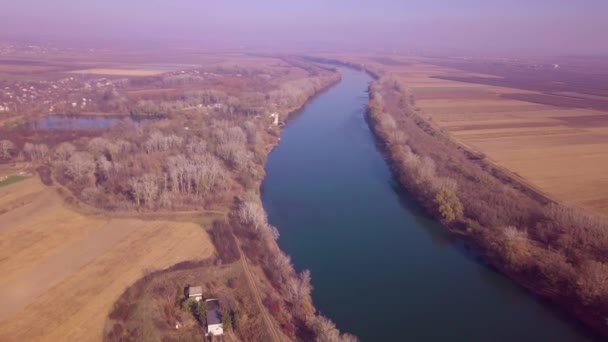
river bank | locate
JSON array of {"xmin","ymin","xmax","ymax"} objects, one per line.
[
  {"xmin": 85, "ymin": 57, "xmax": 352, "ymax": 341},
  {"xmin": 262, "ymin": 66, "xmax": 595, "ymax": 340},
  {"xmin": 304, "ymin": 55, "xmax": 607, "ymax": 338},
  {"xmin": 364, "ymin": 71, "xmax": 607, "ymax": 339}
]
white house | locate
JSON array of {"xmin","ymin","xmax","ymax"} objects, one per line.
[
  {"xmin": 269, "ymin": 112, "xmax": 279, "ymax": 126},
  {"xmin": 205, "ymin": 299, "xmax": 224, "ymax": 337},
  {"xmin": 187, "ymin": 286, "xmax": 203, "ymax": 302}
]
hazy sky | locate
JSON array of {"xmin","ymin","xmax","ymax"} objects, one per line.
[{"xmin": 1, "ymin": 0, "xmax": 607, "ymax": 55}]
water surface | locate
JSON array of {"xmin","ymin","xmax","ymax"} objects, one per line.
[{"xmin": 262, "ymin": 67, "xmax": 593, "ymax": 341}]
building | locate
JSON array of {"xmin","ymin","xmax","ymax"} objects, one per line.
[
  {"xmin": 205, "ymin": 299, "xmax": 224, "ymax": 337},
  {"xmin": 270, "ymin": 112, "xmax": 279, "ymax": 126},
  {"xmin": 187, "ymin": 286, "xmax": 203, "ymax": 302}
]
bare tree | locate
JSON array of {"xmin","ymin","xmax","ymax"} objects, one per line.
[
  {"xmin": 238, "ymin": 200, "xmax": 268, "ymax": 232},
  {"xmin": 144, "ymin": 131, "xmax": 183, "ymax": 153},
  {"xmin": 0, "ymin": 140, "xmax": 15, "ymax": 159},
  {"xmin": 95, "ymin": 155, "xmax": 113, "ymax": 182},
  {"xmin": 23, "ymin": 142, "xmax": 49, "ymax": 162},
  {"xmin": 185, "ymin": 139, "xmax": 207, "ymax": 156},
  {"xmin": 310, "ymin": 315, "xmax": 358, "ymax": 342},
  {"xmin": 271, "ymin": 251, "xmax": 293, "ymax": 282},
  {"xmin": 54, "ymin": 142, "xmax": 76, "ymax": 161},
  {"xmin": 129, "ymin": 174, "xmax": 159, "ymax": 209},
  {"xmin": 217, "ymin": 142, "xmax": 252, "ymax": 170},
  {"xmin": 65, "ymin": 151, "xmax": 95, "ymax": 183},
  {"xmin": 578, "ymin": 260, "xmax": 608, "ymax": 302}
]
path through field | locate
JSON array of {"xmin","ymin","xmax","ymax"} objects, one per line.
[{"xmin": 237, "ymin": 241, "xmax": 282, "ymax": 342}]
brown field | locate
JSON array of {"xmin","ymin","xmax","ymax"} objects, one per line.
[
  {"xmin": 398, "ymin": 62, "xmax": 608, "ymax": 214},
  {"xmin": 325, "ymin": 53, "xmax": 608, "ymax": 215},
  {"xmin": 0, "ymin": 63, "xmax": 63, "ymax": 74},
  {"xmin": 68, "ymin": 67, "xmax": 172, "ymax": 76},
  {"xmin": 0, "ymin": 178, "xmax": 215, "ymax": 342},
  {"xmin": 399, "ymin": 59, "xmax": 608, "ymax": 214}
]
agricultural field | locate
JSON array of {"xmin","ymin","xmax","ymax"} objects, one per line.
[
  {"xmin": 0, "ymin": 47, "xmax": 344, "ymax": 341},
  {"xmin": 0, "ymin": 177, "xmax": 215, "ymax": 342},
  {"xmin": 68, "ymin": 67, "xmax": 175, "ymax": 77},
  {"xmin": 332, "ymin": 53, "xmax": 608, "ymax": 215}
]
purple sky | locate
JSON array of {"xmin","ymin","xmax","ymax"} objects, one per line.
[{"xmin": 1, "ymin": 0, "xmax": 607, "ymax": 55}]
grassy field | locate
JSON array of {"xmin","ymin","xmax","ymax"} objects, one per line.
[
  {"xmin": 0, "ymin": 175, "xmax": 27, "ymax": 188},
  {"xmin": 329, "ymin": 53, "xmax": 608, "ymax": 215},
  {"xmin": 0, "ymin": 178, "xmax": 215, "ymax": 342}
]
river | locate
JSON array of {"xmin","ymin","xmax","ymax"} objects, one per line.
[{"xmin": 262, "ymin": 67, "xmax": 593, "ymax": 341}]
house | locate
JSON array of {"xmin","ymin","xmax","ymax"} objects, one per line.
[
  {"xmin": 187, "ymin": 286, "xmax": 203, "ymax": 301},
  {"xmin": 269, "ymin": 112, "xmax": 279, "ymax": 126},
  {"xmin": 205, "ymin": 299, "xmax": 224, "ymax": 337}
]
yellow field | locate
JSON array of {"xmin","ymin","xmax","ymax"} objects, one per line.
[
  {"xmin": 0, "ymin": 178, "xmax": 215, "ymax": 341},
  {"xmin": 326, "ymin": 53, "xmax": 608, "ymax": 215}
]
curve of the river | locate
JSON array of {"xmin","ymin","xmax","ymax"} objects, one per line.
[{"xmin": 262, "ymin": 67, "xmax": 593, "ymax": 341}]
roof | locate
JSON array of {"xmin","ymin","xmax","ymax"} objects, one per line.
[
  {"xmin": 205, "ymin": 299, "xmax": 222, "ymax": 326},
  {"xmin": 188, "ymin": 286, "xmax": 203, "ymax": 297}
]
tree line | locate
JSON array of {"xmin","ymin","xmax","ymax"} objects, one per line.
[
  {"xmin": 368, "ymin": 76, "xmax": 608, "ymax": 337},
  {"xmin": 2, "ymin": 61, "xmax": 353, "ymax": 341}
]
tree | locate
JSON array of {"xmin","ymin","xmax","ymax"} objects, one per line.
[
  {"xmin": 23, "ymin": 142, "xmax": 49, "ymax": 162},
  {"xmin": 54, "ymin": 142, "xmax": 76, "ymax": 161},
  {"xmin": 95, "ymin": 155, "xmax": 113, "ymax": 182},
  {"xmin": 578, "ymin": 260, "xmax": 608, "ymax": 303},
  {"xmin": 65, "ymin": 151, "xmax": 95, "ymax": 183},
  {"xmin": 500, "ymin": 226, "xmax": 531, "ymax": 268},
  {"xmin": 273, "ymin": 252, "xmax": 292, "ymax": 274},
  {"xmin": 144, "ymin": 131, "xmax": 183, "ymax": 153},
  {"xmin": 181, "ymin": 298, "xmax": 197, "ymax": 312},
  {"xmin": 238, "ymin": 200, "xmax": 268, "ymax": 232},
  {"xmin": 285, "ymin": 270, "xmax": 314, "ymax": 317},
  {"xmin": 217, "ymin": 142, "xmax": 252, "ymax": 170},
  {"xmin": 0, "ymin": 140, "xmax": 15, "ymax": 160},
  {"xmin": 434, "ymin": 185, "xmax": 463, "ymax": 222},
  {"xmin": 221, "ymin": 308, "xmax": 233, "ymax": 331},
  {"xmin": 129, "ymin": 174, "xmax": 159, "ymax": 209},
  {"xmin": 197, "ymin": 300, "xmax": 208, "ymax": 323},
  {"xmin": 310, "ymin": 315, "xmax": 358, "ymax": 342}
]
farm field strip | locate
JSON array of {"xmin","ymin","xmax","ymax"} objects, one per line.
[
  {"xmin": 0, "ymin": 178, "xmax": 215, "ymax": 342},
  {"xmin": 389, "ymin": 60, "xmax": 608, "ymax": 214},
  {"xmin": 68, "ymin": 68, "xmax": 172, "ymax": 76},
  {"xmin": 321, "ymin": 52, "xmax": 608, "ymax": 215}
]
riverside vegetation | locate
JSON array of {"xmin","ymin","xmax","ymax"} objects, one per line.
[
  {"xmin": 0, "ymin": 54, "xmax": 356, "ymax": 341},
  {"xmin": 367, "ymin": 74, "xmax": 608, "ymax": 338}
]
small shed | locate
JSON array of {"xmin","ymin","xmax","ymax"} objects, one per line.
[
  {"xmin": 187, "ymin": 286, "xmax": 203, "ymax": 301},
  {"xmin": 205, "ymin": 299, "xmax": 224, "ymax": 336}
]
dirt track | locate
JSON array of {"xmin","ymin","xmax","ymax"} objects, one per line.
[{"xmin": 237, "ymin": 242, "xmax": 283, "ymax": 342}]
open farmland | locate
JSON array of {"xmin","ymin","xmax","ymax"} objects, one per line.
[
  {"xmin": 68, "ymin": 67, "xmax": 173, "ymax": 76},
  {"xmin": 0, "ymin": 177, "xmax": 215, "ymax": 342},
  {"xmin": 335, "ymin": 54, "xmax": 608, "ymax": 215}
]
